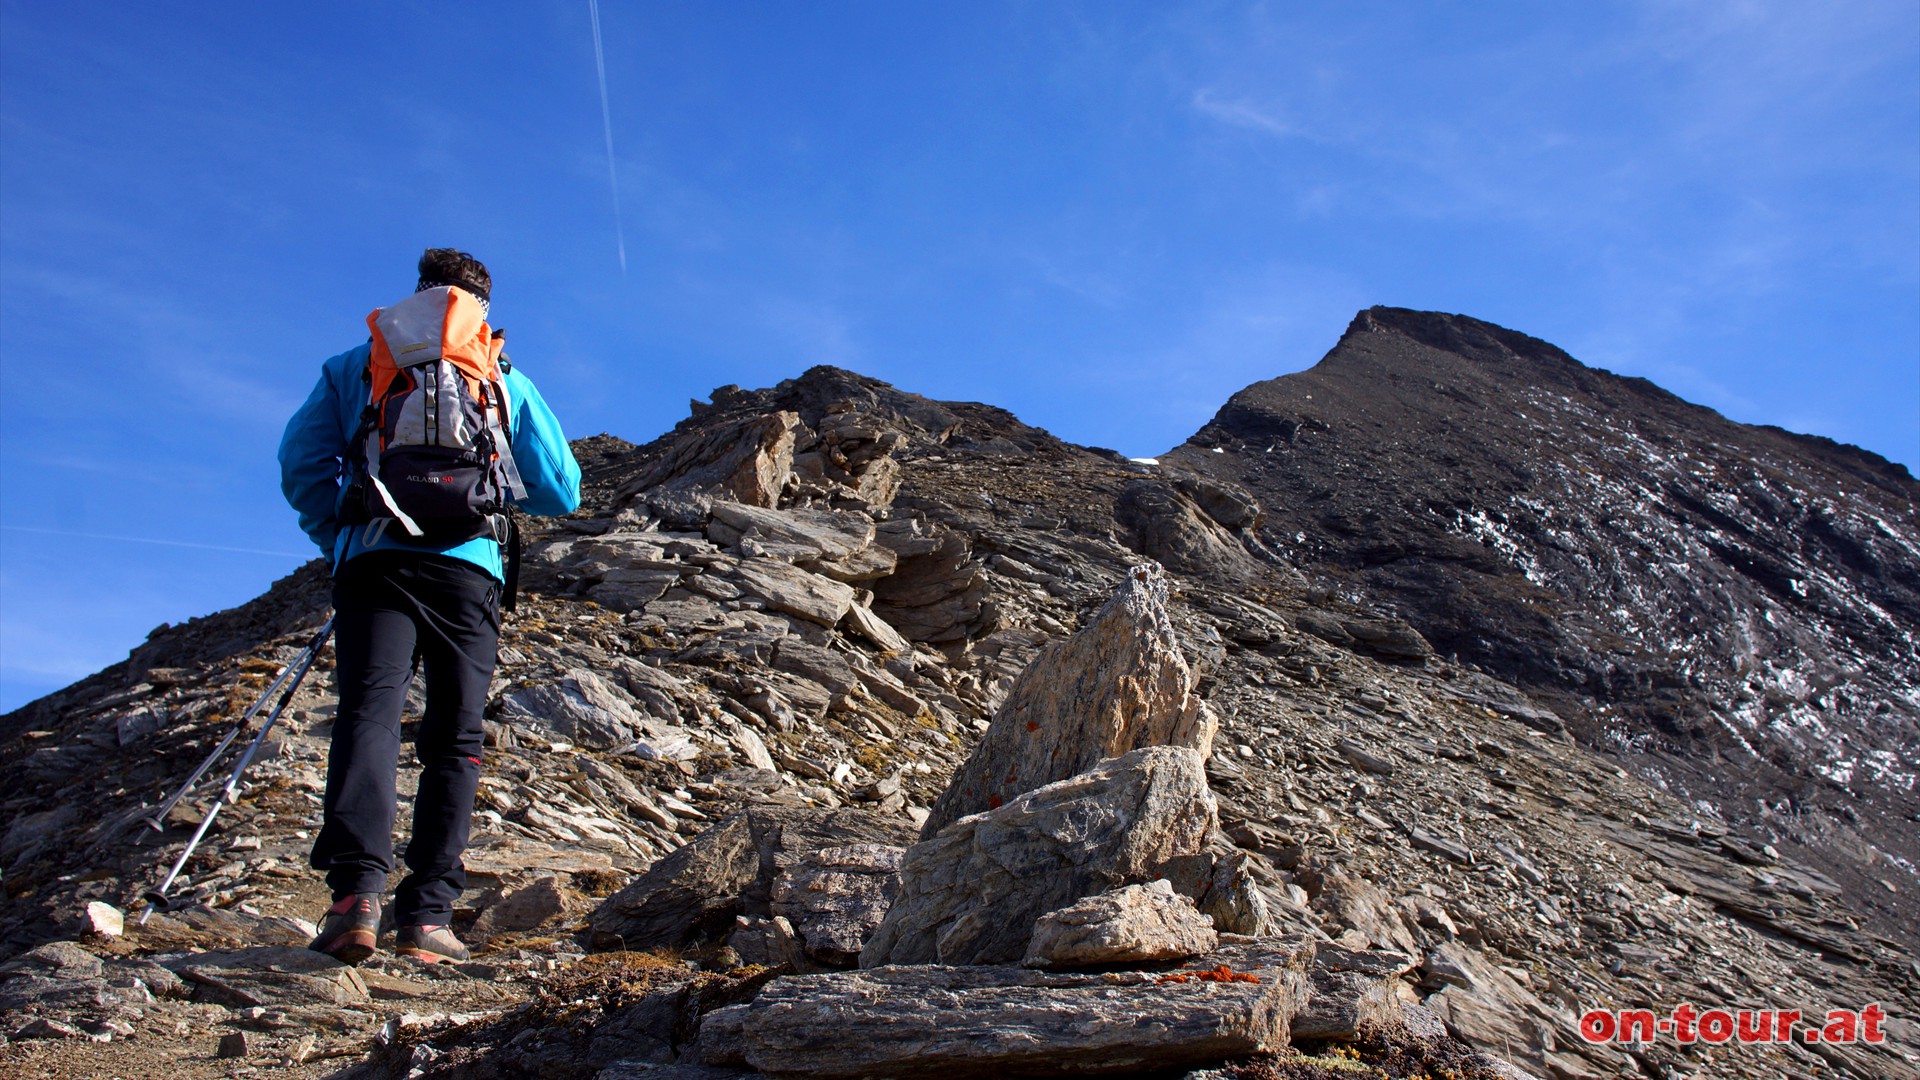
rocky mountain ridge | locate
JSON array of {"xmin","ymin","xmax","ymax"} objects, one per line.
[
  {"xmin": 1, "ymin": 308, "xmax": 1915, "ymax": 1080},
  {"xmin": 1167, "ymin": 307, "xmax": 1920, "ymax": 926}
]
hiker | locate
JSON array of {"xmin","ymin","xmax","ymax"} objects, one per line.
[{"xmin": 278, "ymin": 248, "xmax": 581, "ymax": 963}]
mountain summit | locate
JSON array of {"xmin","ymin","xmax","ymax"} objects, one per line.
[
  {"xmin": 2, "ymin": 309, "xmax": 1914, "ymax": 1080},
  {"xmin": 1169, "ymin": 306, "xmax": 1919, "ymax": 888}
]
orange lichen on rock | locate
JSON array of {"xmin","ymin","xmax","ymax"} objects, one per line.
[{"xmin": 1156, "ymin": 964, "xmax": 1259, "ymax": 985}]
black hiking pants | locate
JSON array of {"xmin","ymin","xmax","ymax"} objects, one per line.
[{"xmin": 312, "ymin": 552, "xmax": 499, "ymax": 926}]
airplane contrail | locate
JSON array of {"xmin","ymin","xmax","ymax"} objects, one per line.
[
  {"xmin": 588, "ymin": 0, "xmax": 628, "ymax": 275},
  {"xmin": 0, "ymin": 525, "xmax": 309, "ymax": 559}
]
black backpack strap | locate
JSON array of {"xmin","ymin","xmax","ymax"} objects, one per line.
[{"xmin": 502, "ymin": 514, "xmax": 522, "ymax": 614}]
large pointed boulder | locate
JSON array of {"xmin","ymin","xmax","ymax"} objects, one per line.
[
  {"xmin": 860, "ymin": 745, "xmax": 1216, "ymax": 968},
  {"xmin": 920, "ymin": 563, "xmax": 1216, "ymax": 836}
]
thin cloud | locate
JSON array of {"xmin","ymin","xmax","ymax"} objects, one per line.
[
  {"xmin": 3, "ymin": 264, "xmax": 299, "ymax": 429},
  {"xmin": 1190, "ymin": 88, "xmax": 1309, "ymax": 139},
  {"xmin": 1, "ymin": 525, "xmax": 309, "ymax": 559},
  {"xmin": 587, "ymin": 0, "xmax": 629, "ymax": 276},
  {"xmin": 1022, "ymin": 251, "xmax": 1124, "ymax": 308}
]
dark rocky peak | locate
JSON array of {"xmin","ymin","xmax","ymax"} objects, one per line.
[
  {"xmin": 1169, "ymin": 306, "xmax": 1920, "ymax": 944},
  {"xmin": 1338, "ymin": 306, "xmax": 1590, "ymax": 380},
  {"xmin": 1217, "ymin": 305, "xmax": 1911, "ymax": 489},
  {"xmin": 574, "ymin": 366, "xmax": 1088, "ymax": 529},
  {"xmin": 686, "ymin": 365, "xmax": 1067, "ymax": 461},
  {"xmin": 1213, "ymin": 307, "xmax": 1723, "ymax": 455},
  {"xmin": 690, "ymin": 366, "xmax": 954, "ymax": 442}
]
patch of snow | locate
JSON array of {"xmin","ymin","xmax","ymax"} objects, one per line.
[
  {"xmin": 1711, "ymin": 712, "xmax": 1760, "ymax": 758},
  {"xmin": 1452, "ymin": 508, "xmax": 1547, "ymax": 585}
]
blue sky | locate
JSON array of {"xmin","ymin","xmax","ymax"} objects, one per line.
[{"xmin": 2, "ymin": 1, "xmax": 1916, "ymax": 711}]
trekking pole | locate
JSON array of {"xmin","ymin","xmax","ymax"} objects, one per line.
[
  {"xmin": 142, "ymin": 618, "xmax": 335, "ymax": 831},
  {"xmin": 139, "ymin": 617, "xmax": 334, "ymax": 924}
]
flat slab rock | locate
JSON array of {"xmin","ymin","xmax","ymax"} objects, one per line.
[
  {"xmin": 699, "ymin": 940, "xmax": 1314, "ymax": 1079},
  {"xmin": 709, "ymin": 501, "xmax": 876, "ymax": 562},
  {"xmin": 726, "ymin": 558, "xmax": 860, "ymax": 627},
  {"xmin": 162, "ymin": 946, "xmax": 369, "ymax": 1010}
]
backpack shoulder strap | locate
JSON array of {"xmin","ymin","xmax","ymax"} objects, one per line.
[
  {"xmin": 481, "ymin": 331, "xmax": 527, "ymax": 501},
  {"xmin": 481, "ymin": 374, "xmax": 529, "ymax": 502},
  {"xmin": 353, "ymin": 333, "xmax": 426, "ymax": 538}
]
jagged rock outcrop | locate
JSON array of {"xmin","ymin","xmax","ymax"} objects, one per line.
[
  {"xmin": 866, "ymin": 522, "xmax": 993, "ymax": 644},
  {"xmin": 920, "ymin": 564, "xmax": 1216, "ymax": 834},
  {"xmin": 789, "ymin": 406, "xmax": 909, "ymax": 509},
  {"xmin": 768, "ymin": 844, "xmax": 904, "ymax": 967},
  {"xmin": 619, "ymin": 410, "xmax": 800, "ymax": 509},
  {"xmin": 1116, "ymin": 479, "xmax": 1257, "ymax": 577},
  {"xmin": 589, "ymin": 806, "xmax": 915, "ymax": 952},
  {"xmin": 862, "ymin": 745, "xmax": 1216, "ymax": 967}
]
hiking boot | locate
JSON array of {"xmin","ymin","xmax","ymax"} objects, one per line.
[
  {"xmin": 395, "ymin": 923, "xmax": 469, "ymax": 964},
  {"xmin": 308, "ymin": 893, "xmax": 381, "ymax": 964}
]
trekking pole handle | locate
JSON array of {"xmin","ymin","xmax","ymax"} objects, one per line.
[
  {"xmin": 144, "ymin": 619, "xmax": 328, "ymax": 828},
  {"xmin": 220, "ymin": 617, "xmax": 334, "ymax": 802}
]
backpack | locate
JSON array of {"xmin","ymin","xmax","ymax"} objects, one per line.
[{"xmin": 340, "ymin": 286, "xmax": 527, "ymax": 545}]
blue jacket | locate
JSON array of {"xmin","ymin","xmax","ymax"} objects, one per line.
[{"xmin": 279, "ymin": 342, "xmax": 582, "ymax": 580}]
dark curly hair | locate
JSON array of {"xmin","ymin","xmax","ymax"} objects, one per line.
[{"xmin": 416, "ymin": 248, "xmax": 491, "ymax": 302}]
